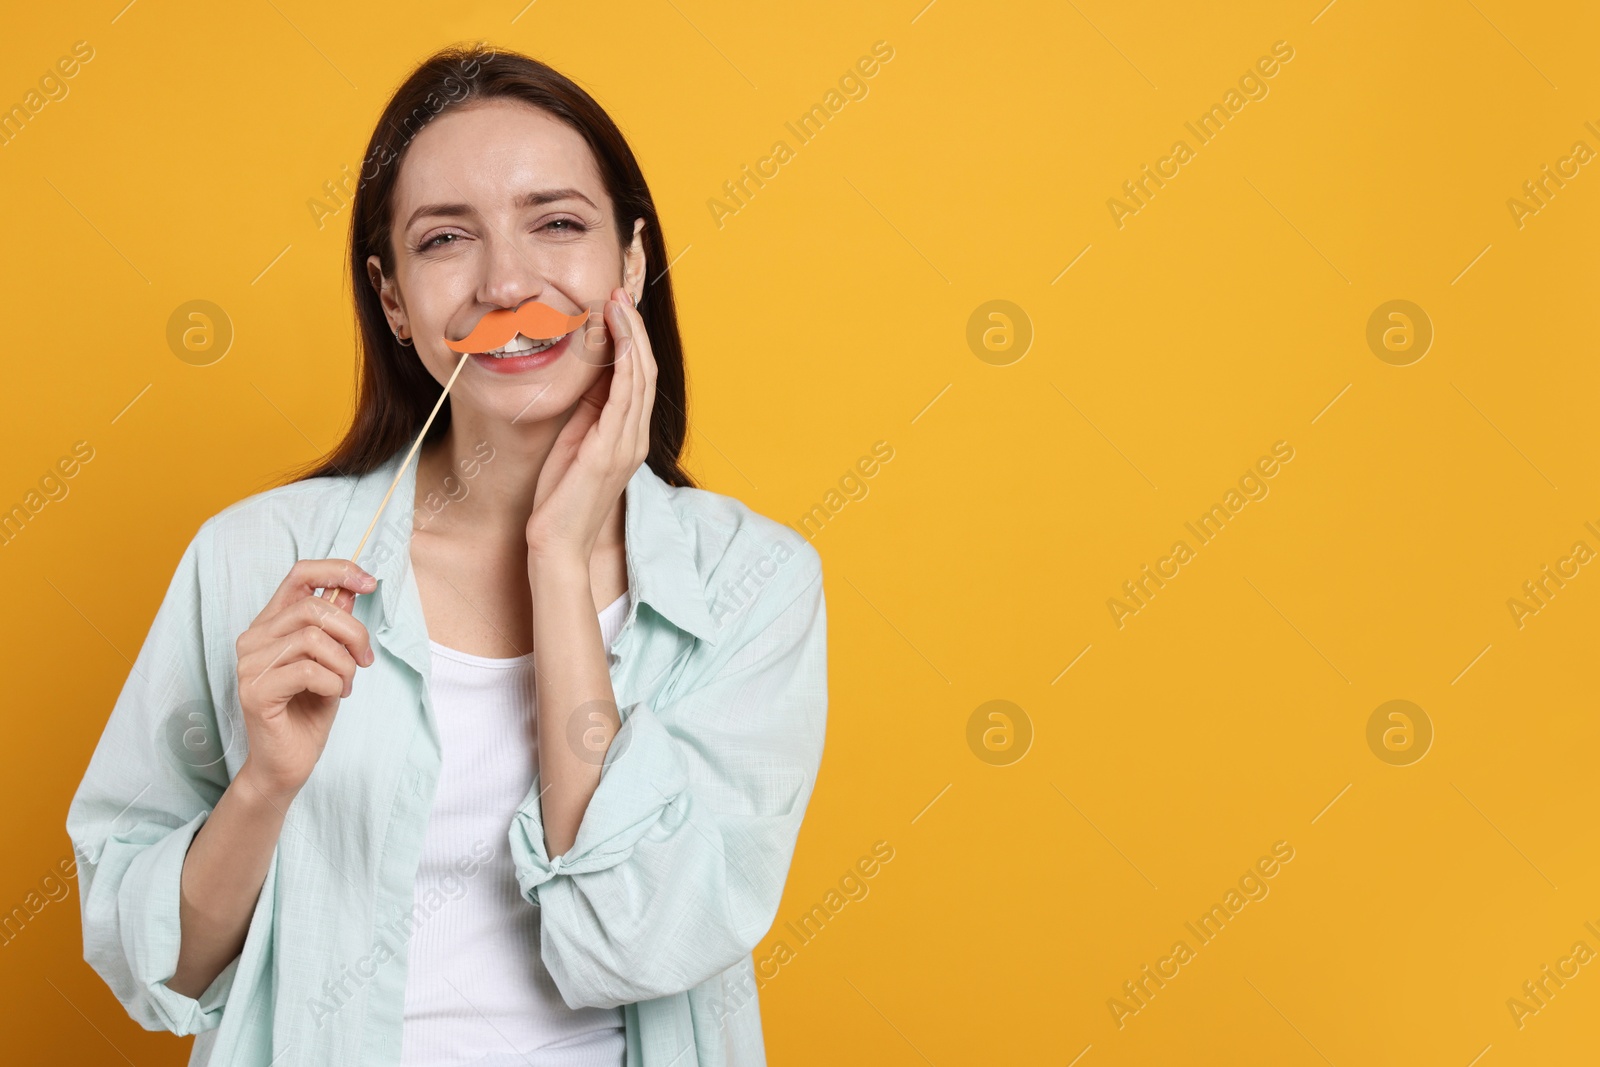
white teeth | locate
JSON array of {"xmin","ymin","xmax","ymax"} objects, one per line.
[{"xmin": 484, "ymin": 332, "xmax": 562, "ymax": 357}]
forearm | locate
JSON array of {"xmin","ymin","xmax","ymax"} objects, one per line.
[
  {"xmin": 529, "ymin": 549, "xmax": 617, "ymax": 858},
  {"xmin": 168, "ymin": 765, "xmax": 289, "ymax": 998}
]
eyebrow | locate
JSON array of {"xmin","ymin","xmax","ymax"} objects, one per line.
[{"xmin": 404, "ymin": 188, "xmax": 598, "ymax": 232}]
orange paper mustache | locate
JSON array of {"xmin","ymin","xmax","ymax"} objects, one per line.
[{"xmin": 444, "ymin": 301, "xmax": 593, "ymax": 353}]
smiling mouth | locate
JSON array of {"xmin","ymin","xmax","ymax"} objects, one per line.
[{"xmin": 477, "ymin": 330, "xmax": 574, "ymax": 358}]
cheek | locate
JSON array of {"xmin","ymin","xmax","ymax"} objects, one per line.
[
  {"xmin": 416, "ymin": 349, "xmax": 456, "ymax": 385},
  {"xmin": 573, "ymin": 322, "xmax": 621, "ymax": 368}
]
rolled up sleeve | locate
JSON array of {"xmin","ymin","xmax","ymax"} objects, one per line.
[
  {"xmin": 508, "ymin": 560, "xmax": 828, "ymax": 1010},
  {"xmin": 65, "ymin": 521, "xmax": 243, "ymax": 1035}
]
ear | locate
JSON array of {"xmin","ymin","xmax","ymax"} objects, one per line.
[
  {"xmin": 367, "ymin": 254, "xmax": 406, "ymax": 332},
  {"xmin": 622, "ymin": 218, "xmax": 647, "ymax": 305}
]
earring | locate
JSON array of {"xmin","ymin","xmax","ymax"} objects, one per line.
[{"xmin": 394, "ymin": 329, "xmax": 414, "ymax": 348}]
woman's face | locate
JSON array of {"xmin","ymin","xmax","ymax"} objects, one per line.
[{"xmin": 368, "ymin": 97, "xmax": 645, "ymax": 427}]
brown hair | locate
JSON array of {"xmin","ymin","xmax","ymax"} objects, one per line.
[{"xmin": 284, "ymin": 42, "xmax": 696, "ymax": 489}]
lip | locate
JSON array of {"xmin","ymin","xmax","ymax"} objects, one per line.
[{"xmin": 468, "ymin": 330, "xmax": 577, "ymax": 374}]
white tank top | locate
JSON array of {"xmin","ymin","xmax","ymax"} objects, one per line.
[{"xmin": 400, "ymin": 591, "xmax": 631, "ymax": 1067}]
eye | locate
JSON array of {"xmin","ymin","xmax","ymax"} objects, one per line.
[
  {"xmin": 416, "ymin": 232, "xmax": 462, "ymax": 252},
  {"xmin": 543, "ymin": 218, "xmax": 587, "ymax": 234}
]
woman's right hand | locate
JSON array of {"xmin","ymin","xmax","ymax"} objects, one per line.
[{"xmin": 234, "ymin": 559, "xmax": 378, "ymax": 805}]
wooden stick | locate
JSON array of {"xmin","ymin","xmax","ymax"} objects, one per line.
[{"xmin": 319, "ymin": 349, "xmax": 472, "ymax": 606}]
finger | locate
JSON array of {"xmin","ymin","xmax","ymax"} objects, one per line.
[
  {"xmin": 255, "ymin": 559, "xmax": 375, "ymax": 625},
  {"xmin": 617, "ymin": 333, "xmax": 644, "ymax": 462},
  {"xmin": 244, "ymin": 656, "xmax": 344, "ymax": 710},
  {"xmin": 247, "ymin": 661, "xmax": 343, "ymax": 717},
  {"xmin": 617, "ymin": 292, "xmax": 653, "ymax": 457},
  {"xmin": 279, "ymin": 626, "xmax": 359, "ymax": 696},
  {"xmin": 605, "ymin": 294, "xmax": 633, "ymax": 369},
  {"xmin": 596, "ymin": 297, "xmax": 637, "ymax": 440},
  {"xmin": 600, "ymin": 337, "xmax": 635, "ymax": 450},
  {"xmin": 279, "ymin": 659, "xmax": 345, "ymax": 702},
  {"xmin": 628, "ymin": 309, "xmax": 647, "ymax": 441},
  {"xmin": 635, "ymin": 352, "xmax": 657, "ymax": 459},
  {"xmin": 608, "ymin": 288, "xmax": 653, "ymax": 442},
  {"xmin": 580, "ymin": 303, "xmax": 610, "ymax": 360},
  {"xmin": 619, "ymin": 285, "xmax": 649, "ymax": 356},
  {"xmin": 263, "ymin": 595, "xmax": 375, "ymax": 665},
  {"xmin": 632, "ymin": 343, "xmax": 656, "ymax": 458},
  {"xmin": 240, "ymin": 623, "xmax": 359, "ymax": 698},
  {"xmin": 320, "ymin": 578, "xmax": 374, "ymax": 613}
]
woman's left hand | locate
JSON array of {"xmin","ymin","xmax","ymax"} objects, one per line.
[{"xmin": 525, "ymin": 286, "xmax": 658, "ymax": 562}]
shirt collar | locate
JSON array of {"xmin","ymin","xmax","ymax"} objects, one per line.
[{"xmin": 325, "ymin": 445, "xmax": 720, "ymax": 646}]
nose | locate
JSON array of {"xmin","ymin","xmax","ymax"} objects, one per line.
[{"xmin": 475, "ymin": 224, "xmax": 546, "ymax": 311}]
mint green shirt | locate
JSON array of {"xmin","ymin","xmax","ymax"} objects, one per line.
[{"xmin": 66, "ymin": 445, "xmax": 828, "ymax": 1066}]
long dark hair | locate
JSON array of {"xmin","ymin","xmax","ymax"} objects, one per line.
[{"xmin": 284, "ymin": 42, "xmax": 696, "ymax": 489}]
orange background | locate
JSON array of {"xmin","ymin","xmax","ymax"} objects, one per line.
[{"xmin": 4, "ymin": 1, "xmax": 1598, "ymax": 1063}]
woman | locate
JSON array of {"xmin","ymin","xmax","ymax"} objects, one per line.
[{"xmin": 66, "ymin": 43, "xmax": 828, "ymax": 1067}]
